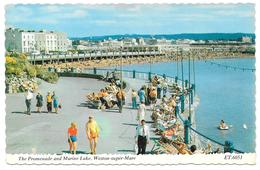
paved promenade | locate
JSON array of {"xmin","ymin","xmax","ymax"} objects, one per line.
[{"xmin": 6, "ymin": 77, "xmax": 154, "ymax": 154}]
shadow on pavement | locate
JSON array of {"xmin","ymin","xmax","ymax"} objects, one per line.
[
  {"xmin": 11, "ymin": 111, "xmax": 27, "ymax": 115},
  {"xmin": 117, "ymin": 149, "xmax": 135, "ymax": 153},
  {"xmin": 12, "ymin": 111, "xmax": 59, "ymax": 115},
  {"xmin": 122, "ymin": 123, "xmax": 138, "ymax": 126},
  {"xmin": 77, "ymin": 102, "xmax": 96, "ymax": 109}
]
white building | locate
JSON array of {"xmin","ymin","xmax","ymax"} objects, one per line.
[
  {"xmin": 136, "ymin": 38, "xmax": 145, "ymax": 45},
  {"xmin": 5, "ymin": 28, "xmax": 71, "ymax": 53}
]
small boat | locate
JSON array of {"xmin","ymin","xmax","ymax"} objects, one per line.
[{"xmin": 218, "ymin": 125, "xmax": 229, "ymax": 130}]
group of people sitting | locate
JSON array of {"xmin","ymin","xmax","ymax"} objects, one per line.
[
  {"xmin": 147, "ymin": 75, "xmax": 220, "ymax": 155},
  {"xmin": 158, "ymin": 137, "xmax": 220, "ymax": 155},
  {"xmin": 151, "ymin": 95, "xmax": 180, "ymax": 140},
  {"xmin": 87, "ymin": 80, "xmax": 125, "ymax": 112}
]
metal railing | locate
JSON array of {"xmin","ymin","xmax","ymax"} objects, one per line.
[
  {"xmin": 176, "ymin": 109, "xmax": 244, "ymax": 154},
  {"xmin": 52, "ymin": 67, "xmax": 244, "ymax": 153}
]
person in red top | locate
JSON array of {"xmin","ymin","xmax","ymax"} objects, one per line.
[{"xmin": 68, "ymin": 122, "xmax": 78, "ymax": 154}]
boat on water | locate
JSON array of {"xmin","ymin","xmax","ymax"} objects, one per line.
[{"xmin": 218, "ymin": 126, "xmax": 229, "ymax": 130}]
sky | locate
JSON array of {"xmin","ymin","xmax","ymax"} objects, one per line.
[{"xmin": 5, "ymin": 4, "xmax": 255, "ymax": 37}]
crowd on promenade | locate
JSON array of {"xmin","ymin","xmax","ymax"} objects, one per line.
[
  {"xmin": 84, "ymin": 73, "xmax": 218, "ymax": 155},
  {"xmin": 22, "ymin": 71, "xmax": 221, "ymax": 155},
  {"xmin": 24, "ymin": 90, "xmax": 61, "ymax": 115},
  {"xmin": 130, "ymin": 75, "xmax": 220, "ymax": 155}
]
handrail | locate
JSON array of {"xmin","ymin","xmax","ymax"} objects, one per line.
[
  {"xmin": 55, "ymin": 67, "xmax": 244, "ymax": 153},
  {"xmin": 176, "ymin": 110, "xmax": 244, "ymax": 153},
  {"xmin": 90, "ymin": 68, "xmax": 183, "ymax": 81}
]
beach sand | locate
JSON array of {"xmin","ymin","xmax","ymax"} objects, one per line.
[{"xmin": 39, "ymin": 51, "xmax": 254, "ymax": 70}]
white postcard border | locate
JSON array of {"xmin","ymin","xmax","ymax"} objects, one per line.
[{"xmin": 0, "ymin": 0, "xmax": 259, "ymax": 168}]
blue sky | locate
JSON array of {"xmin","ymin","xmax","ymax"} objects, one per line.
[{"xmin": 5, "ymin": 4, "xmax": 255, "ymax": 37}]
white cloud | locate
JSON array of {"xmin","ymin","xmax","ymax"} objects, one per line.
[
  {"xmin": 43, "ymin": 5, "xmax": 61, "ymax": 13},
  {"xmin": 70, "ymin": 9, "xmax": 87, "ymax": 17}
]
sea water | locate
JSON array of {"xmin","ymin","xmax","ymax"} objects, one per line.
[{"xmin": 112, "ymin": 58, "xmax": 256, "ymax": 153}]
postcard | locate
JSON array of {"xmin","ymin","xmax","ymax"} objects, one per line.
[{"xmin": 3, "ymin": 2, "xmax": 256, "ymax": 165}]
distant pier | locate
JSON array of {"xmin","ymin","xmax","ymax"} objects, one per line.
[{"xmin": 27, "ymin": 44, "xmax": 254, "ymax": 65}]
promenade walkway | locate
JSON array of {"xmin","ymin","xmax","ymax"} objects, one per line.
[{"xmin": 6, "ymin": 77, "xmax": 154, "ymax": 154}]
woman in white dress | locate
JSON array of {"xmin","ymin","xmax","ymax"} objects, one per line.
[{"xmin": 137, "ymin": 101, "xmax": 146, "ymax": 123}]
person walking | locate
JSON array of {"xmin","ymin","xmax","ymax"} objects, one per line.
[
  {"xmin": 116, "ymin": 89, "xmax": 125, "ymax": 113},
  {"xmin": 131, "ymin": 89, "xmax": 138, "ymax": 109},
  {"xmin": 46, "ymin": 92, "xmax": 52, "ymax": 113},
  {"xmin": 146, "ymin": 84, "xmax": 152, "ymax": 106},
  {"xmin": 135, "ymin": 120, "xmax": 150, "ymax": 155},
  {"xmin": 52, "ymin": 91, "xmax": 59, "ymax": 114},
  {"xmin": 86, "ymin": 116, "xmax": 100, "ymax": 155},
  {"xmin": 25, "ymin": 90, "xmax": 33, "ymax": 115},
  {"xmin": 36, "ymin": 92, "xmax": 43, "ymax": 113},
  {"xmin": 137, "ymin": 101, "xmax": 146, "ymax": 123},
  {"xmin": 68, "ymin": 122, "xmax": 78, "ymax": 154},
  {"xmin": 138, "ymin": 87, "xmax": 145, "ymax": 103}
]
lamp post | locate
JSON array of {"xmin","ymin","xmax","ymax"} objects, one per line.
[
  {"xmin": 188, "ymin": 49, "xmax": 191, "ymax": 122},
  {"xmin": 181, "ymin": 49, "xmax": 185, "ymax": 113},
  {"xmin": 176, "ymin": 46, "xmax": 179, "ymax": 77},
  {"xmin": 120, "ymin": 45, "xmax": 123, "ymax": 113}
]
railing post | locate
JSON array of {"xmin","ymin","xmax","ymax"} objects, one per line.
[
  {"xmin": 133, "ymin": 70, "xmax": 136, "ymax": 79},
  {"xmin": 148, "ymin": 72, "xmax": 152, "ymax": 82},
  {"xmin": 224, "ymin": 140, "xmax": 234, "ymax": 153},
  {"xmin": 181, "ymin": 95, "xmax": 185, "ymax": 113},
  {"xmin": 175, "ymin": 105, "xmax": 179, "ymax": 118},
  {"xmin": 163, "ymin": 74, "xmax": 166, "ymax": 79},
  {"xmin": 192, "ymin": 84, "xmax": 196, "ymax": 95},
  {"xmin": 175, "ymin": 76, "xmax": 178, "ymax": 83},
  {"xmin": 185, "ymin": 80, "xmax": 188, "ymax": 88},
  {"xmin": 93, "ymin": 67, "xmax": 97, "ymax": 74},
  {"xmin": 184, "ymin": 120, "xmax": 190, "ymax": 144}
]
